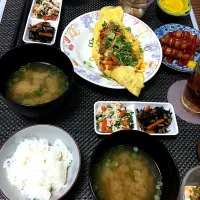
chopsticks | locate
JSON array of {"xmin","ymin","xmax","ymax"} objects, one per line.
[{"xmin": 10, "ymin": 0, "xmax": 31, "ymax": 49}]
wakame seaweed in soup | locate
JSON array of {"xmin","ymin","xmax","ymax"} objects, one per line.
[
  {"xmin": 92, "ymin": 145, "xmax": 163, "ymax": 200},
  {"xmin": 6, "ymin": 62, "xmax": 69, "ymax": 105}
]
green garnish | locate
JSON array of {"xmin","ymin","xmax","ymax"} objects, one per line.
[
  {"xmin": 112, "ymin": 35, "xmax": 138, "ymax": 66},
  {"xmin": 134, "ymin": 34, "xmax": 139, "ymax": 40},
  {"xmin": 88, "ymin": 38, "xmax": 94, "ymax": 47},
  {"xmin": 7, "ymin": 70, "xmax": 23, "ymax": 88},
  {"xmin": 100, "ymin": 74, "xmax": 111, "ymax": 80},
  {"xmin": 33, "ymin": 85, "xmax": 44, "ymax": 96},
  {"xmin": 17, "ymin": 84, "xmax": 45, "ymax": 103},
  {"xmin": 89, "ymin": 57, "xmax": 95, "ymax": 61},
  {"xmin": 37, "ymin": 14, "xmax": 42, "ymax": 19},
  {"xmin": 102, "ymin": 21, "xmax": 107, "ymax": 28},
  {"xmin": 140, "ymin": 47, "xmax": 144, "ymax": 54},
  {"xmin": 13, "ymin": 71, "xmax": 23, "ymax": 80},
  {"xmin": 126, "ymin": 27, "xmax": 131, "ymax": 32},
  {"xmin": 103, "ymin": 37, "xmax": 112, "ymax": 48},
  {"xmin": 41, "ymin": 10, "xmax": 45, "ymax": 15},
  {"xmin": 100, "ymin": 21, "xmax": 140, "ymax": 67},
  {"xmin": 47, "ymin": 66, "xmax": 60, "ymax": 77},
  {"xmin": 114, "ymin": 120, "xmax": 121, "ymax": 128},
  {"xmin": 83, "ymin": 61, "xmax": 94, "ymax": 68},
  {"xmin": 192, "ymin": 186, "xmax": 200, "ymax": 198},
  {"xmin": 110, "ymin": 111, "xmax": 114, "ymax": 115},
  {"xmin": 112, "ymin": 24, "xmax": 121, "ymax": 32},
  {"xmin": 60, "ymin": 77, "xmax": 69, "ymax": 91},
  {"xmin": 107, "ymin": 32, "xmax": 115, "ymax": 40},
  {"xmin": 126, "ymin": 111, "xmax": 134, "ymax": 129},
  {"xmin": 189, "ymin": 195, "xmax": 195, "ymax": 200}
]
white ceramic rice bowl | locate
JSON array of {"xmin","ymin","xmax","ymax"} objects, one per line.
[{"xmin": 0, "ymin": 125, "xmax": 81, "ymax": 200}]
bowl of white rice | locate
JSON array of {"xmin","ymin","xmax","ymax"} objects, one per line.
[{"xmin": 0, "ymin": 125, "xmax": 81, "ymax": 200}]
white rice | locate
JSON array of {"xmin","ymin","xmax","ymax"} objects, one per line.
[{"xmin": 3, "ymin": 138, "xmax": 73, "ymax": 200}]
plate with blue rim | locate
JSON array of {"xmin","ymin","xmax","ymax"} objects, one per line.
[
  {"xmin": 60, "ymin": 11, "xmax": 162, "ymax": 89},
  {"xmin": 155, "ymin": 23, "xmax": 200, "ymax": 73}
]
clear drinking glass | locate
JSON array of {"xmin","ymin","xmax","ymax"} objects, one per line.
[
  {"xmin": 178, "ymin": 166, "xmax": 200, "ymax": 200},
  {"xmin": 118, "ymin": 0, "xmax": 154, "ymax": 18},
  {"xmin": 181, "ymin": 59, "xmax": 200, "ymax": 114}
]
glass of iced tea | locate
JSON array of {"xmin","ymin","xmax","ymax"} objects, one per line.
[
  {"xmin": 118, "ymin": 0, "xmax": 154, "ymax": 18},
  {"xmin": 181, "ymin": 59, "xmax": 200, "ymax": 114}
]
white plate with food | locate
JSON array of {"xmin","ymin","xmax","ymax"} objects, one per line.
[
  {"xmin": 60, "ymin": 6, "xmax": 162, "ymax": 96},
  {"xmin": 94, "ymin": 101, "xmax": 179, "ymax": 136},
  {"xmin": 0, "ymin": 125, "xmax": 81, "ymax": 200},
  {"xmin": 23, "ymin": 0, "xmax": 62, "ymax": 45}
]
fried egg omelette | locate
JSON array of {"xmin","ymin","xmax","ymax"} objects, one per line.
[{"xmin": 92, "ymin": 6, "xmax": 147, "ymax": 96}]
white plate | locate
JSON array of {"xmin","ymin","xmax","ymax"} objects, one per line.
[
  {"xmin": 60, "ymin": 11, "xmax": 162, "ymax": 89},
  {"xmin": 0, "ymin": 125, "xmax": 81, "ymax": 200},
  {"xmin": 23, "ymin": 0, "xmax": 63, "ymax": 45},
  {"xmin": 94, "ymin": 101, "xmax": 179, "ymax": 136}
]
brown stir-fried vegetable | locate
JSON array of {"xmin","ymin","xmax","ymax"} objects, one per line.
[
  {"xmin": 28, "ymin": 22, "xmax": 55, "ymax": 43},
  {"xmin": 99, "ymin": 21, "xmax": 139, "ymax": 71},
  {"xmin": 136, "ymin": 106, "xmax": 172, "ymax": 133}
]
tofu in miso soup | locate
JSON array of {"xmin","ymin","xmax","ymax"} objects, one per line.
[{"xmin": 6, "ymin": 62, "xmax": 69, "ymax": 105}]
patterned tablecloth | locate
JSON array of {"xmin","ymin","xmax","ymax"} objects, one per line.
[{"xmin": 0, "ymin": 0, "xmax": 199, "ymax": 199}]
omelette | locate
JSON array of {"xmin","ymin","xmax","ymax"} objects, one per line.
[{"xmin": 92, "ymin": 6, "xmax": 147, "ymax": 96}]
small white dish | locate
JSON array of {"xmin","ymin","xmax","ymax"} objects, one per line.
[
  {"xmin": 23, "ymin": 0, "xmax": 63, "ymax": 45},
  {"xmin": 94, "ymin": 101, "xmax": 137, "ymax": 135},
  {"xmin": 94, "ymin": 101, "xmax": 179, "ymax": 136},
  {"xmin": 0, "ymin": 125, "xmax": 81, "ymax": 200}
]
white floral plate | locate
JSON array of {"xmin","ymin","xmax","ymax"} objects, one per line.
[{"xmin": 60, "ymin": 11, "xmax": 162, "ymax": 89}]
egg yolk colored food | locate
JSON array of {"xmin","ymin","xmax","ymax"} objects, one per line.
[
  {"xmin": 159, "ymin": 0, "xmax": 190, "ymax": 15},
  {"xmin": 187, "ymin": 60, "xmax": 196, "ymax": 68}
]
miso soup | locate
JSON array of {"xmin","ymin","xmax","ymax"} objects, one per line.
[
  {"xmin": 6, "ymin": 62, "xmax": 69, "ymax": 105},
  {"xmin": 92, "ymin": 145, "xmax": 162, "ymax": 200}
]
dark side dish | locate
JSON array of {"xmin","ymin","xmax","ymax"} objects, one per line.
[
  {"xmin": 136, "ymin": 105, "xmax": 172, "ymax": 133},
  {"xmin": 28, "ymin": 22, "xmax": 55, "ymax": 43}
]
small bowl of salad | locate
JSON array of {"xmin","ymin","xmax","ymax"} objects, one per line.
[
  {"xmin": 178, "ymin": 166, "xmax": 200, "ymax": 200},
  {"xmin": 94, "ymin": 101, "xmax": 136, "ymax": 135}
]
